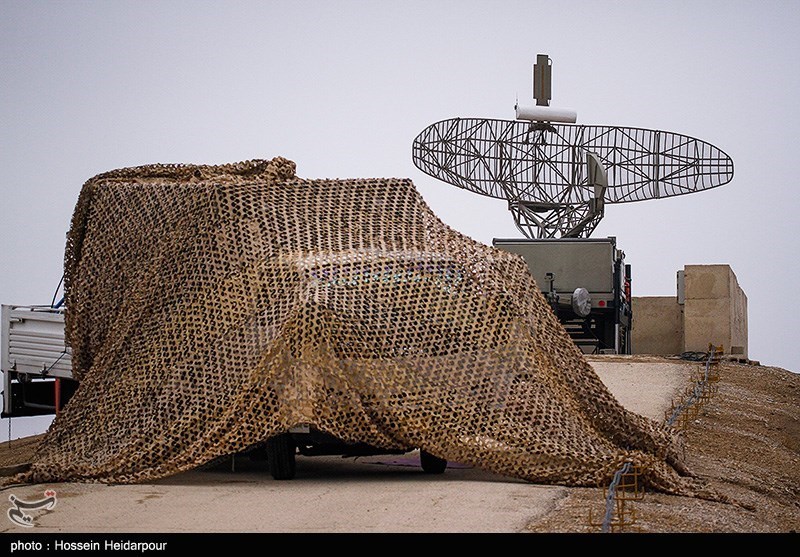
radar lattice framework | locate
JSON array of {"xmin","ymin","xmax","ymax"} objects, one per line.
[{"xmin": 412, "ymin": 54, "xmax": 734, "ymax": 239}]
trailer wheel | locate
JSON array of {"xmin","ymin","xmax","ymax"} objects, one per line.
[
  {"xmin": 420, "ymin": 450, "xmax": 447, "ymax": 474},
  {"xmin": 266, "ymin": 433, "xmax": 296, "ymax": 480}
]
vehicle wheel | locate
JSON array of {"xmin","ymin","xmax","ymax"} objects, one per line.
[
  {"xmin": 266, "ymin": 433, "xmax": 296, "ymax": 480},
  {"xmin": 420, "ymin": 450, "xmax": 447, "ymax": 474}
]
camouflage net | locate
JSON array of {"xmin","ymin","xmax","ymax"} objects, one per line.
[{"xmin": 16, "ymin": 157, "xmax": 697, "ymax": 493}]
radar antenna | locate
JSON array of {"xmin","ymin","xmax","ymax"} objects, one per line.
[{"xmin": 412, "ymin": 55, "xmax": 734, "ymax": 238}]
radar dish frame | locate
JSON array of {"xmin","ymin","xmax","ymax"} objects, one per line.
[{"xmin": 412, "ymin": 118, "xmax": 733, "ymax": 238}]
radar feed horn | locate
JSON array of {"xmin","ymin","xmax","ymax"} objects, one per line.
[
  {"xmin": 515, "ymin": 53, "xmax": 577, "ymax": 124},
  {"xmin": 534, "ymin": 53, "xmax": 551, "ymax": 106}
]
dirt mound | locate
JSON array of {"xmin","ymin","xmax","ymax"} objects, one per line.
[{"xmin": 0, "ymin": 435, "xmax": 42, "ymax": 471}]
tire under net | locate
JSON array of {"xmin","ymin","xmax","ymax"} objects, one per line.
[
  {"xmin": 420, "ymin": 450, "xmax": 447, "ymax": 474},
  {"xmin": 266, "ymin": 434, "xmax": 296, "ymax": 480}
]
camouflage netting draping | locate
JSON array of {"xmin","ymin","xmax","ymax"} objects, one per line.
[{"xmin": 15, "ymin": 157, "xmax": 698, "ymax": 493}]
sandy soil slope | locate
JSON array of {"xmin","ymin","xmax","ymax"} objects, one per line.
[{"xmin": 528, "ymin": 357, "xmax": 800, "ymax": 533}]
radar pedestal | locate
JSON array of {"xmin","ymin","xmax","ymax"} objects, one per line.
[{"xmin": 511, "ymin": 151, "xmax": 607, "ymax": 238}]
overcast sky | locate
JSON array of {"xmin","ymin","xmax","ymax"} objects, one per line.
[{"xmin": 2, "ymin": 0, "xmax": 798, "ymax": 440}]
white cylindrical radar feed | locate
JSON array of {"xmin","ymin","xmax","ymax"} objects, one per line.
[{"xmin": 515, "ymin": 104, "xmax": 577, "ymax": 123}]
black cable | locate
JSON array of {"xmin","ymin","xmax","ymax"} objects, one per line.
[
  {"xmin": 50, "ymin": 274, "xmax": 64, "ymax": 308},
  {"xmin": 679, "ymin": 351, "xmax": 709, "ymax": 362}
]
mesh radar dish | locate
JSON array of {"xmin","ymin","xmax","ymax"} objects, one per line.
[{"xmin": 412, "ymin": 54, "xmax": 734, "ymax": 238}]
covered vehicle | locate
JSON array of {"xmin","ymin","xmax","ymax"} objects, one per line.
[{"xmin": 13, "ymin": 157, "xmax": 695, "ymax": 496}]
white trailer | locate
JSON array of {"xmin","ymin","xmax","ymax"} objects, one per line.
[{"xmin": 1, "ymin": 304, "xmax": 77, "ymax": 418}]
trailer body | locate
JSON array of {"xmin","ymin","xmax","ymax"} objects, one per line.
[
  {"xmin": 493, "ymin": 237, "xmax": 632, "ymax": 354},
  {"xmin": 1, "ymin": 304, "xmax": 78, "ymax": 418}
]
